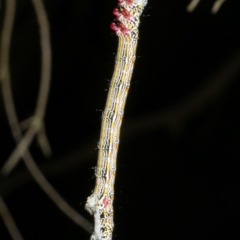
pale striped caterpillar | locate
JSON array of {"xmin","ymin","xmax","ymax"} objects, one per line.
[{"xmin": 85, "ymin": 0, "xmax": 147, "ymax": 239}]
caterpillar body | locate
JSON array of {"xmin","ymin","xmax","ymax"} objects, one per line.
[{"xmin": 85, "ymin": 1, "xmax": 147, "ymax": 239}]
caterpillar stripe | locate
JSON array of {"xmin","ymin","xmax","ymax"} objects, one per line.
[{"xmin": 85, "ymin": 0, "xmax": 147, "ymax": 239}]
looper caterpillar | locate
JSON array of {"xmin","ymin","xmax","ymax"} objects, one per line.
[{"xmin": 85, "ymin": 0, "xmax": 147, "ymax": 239}]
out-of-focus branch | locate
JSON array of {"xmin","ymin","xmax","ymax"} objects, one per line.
[
  {"xmin": 1, "ymin": 124, "xmax": 42, "ymax": 175},
  {"xmin": 1, "ymin": 0, "xmax": 52, "ymax": 176},
  {"xmin": 0, "ymin": 0, "xmax": 20, "ymax": 140},
  {"xmin": 36, "ymin": 123, "xmax": 52, "ymax": 157},
  {"xmin": 0, "ymin": 143, "xmax": 94, "ymax": 197},
  {"xmin": 187, "ymin": 0, "xmax": 201, "ymax": 12},
  {"xmin": 19, "ymin": 118, "xmax": 52, "ymax": 158},
  {"xmin": 187, "ymin": 0, "xmax": 226, "ymax": 13},
  {"xmin": 0, "ymin": 196, "xmax": 24, "ymax": 240},
  {"xmin": 212, "ymin": 0, "xmax": 226, "ymax": 14},
  {"xmin": 0, "ymin": 0, "xmax": 93, "ymax": 233},
  {"xmin": 22, "ymin": 150, "xmax": 93, "ymax": 233},
  {"xmin": 31, "ymin": 0, "xmax": 51, "ymax": 119},
  {"xmin": 19, "ymin": 118, "xmax": 52, "ymax": 157}
]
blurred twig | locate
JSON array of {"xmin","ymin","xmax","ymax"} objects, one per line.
[
  {"xmin": 212, "ymin": 0, "xmax": 226, "ymax": 14},
  {"xmin": 187, "ymin": 0, "xmax": 201, "ymax": 12},
  {"xmin": 187, "ymin": 0, "xmax": 226, "ymax": 13},
  {"xmin": 1, "ymin": 0, "xmax": 52, "ymax": 176},
  {"xmin": 0, "ymin": 196, "xmax": 24, "ymax": 240},
  {"xmin": 0, "ymin": 0, "xmax": 93, "ymax": 233}
]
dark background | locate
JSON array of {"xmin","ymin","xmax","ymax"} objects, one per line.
[{"xmin": 1, "ymin": 0, "xmax": 240, "ymax": 239}]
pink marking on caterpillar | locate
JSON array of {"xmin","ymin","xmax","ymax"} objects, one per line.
[
  {"xmin": 110, "ymin": 22, "xmax": 119, "ymax": 32},
  {"xmin": 103, "ymin": 197, "xmax": 109, "ymax": 208},
  {"xmin": 118, "ymin": 0, "xmax": 133, "ymax": 5},
  {"xmin": 113, "ymin": 8, "xmax": 132, "ymax": 20},
  {"xmin": 110, "ymin": 22, "xmax": 130, "ymax": 35},
  {"xmin": 113, "ymin": 8, "xmax": 121, "ymax": 18},
  {"xmin": 118, "ymin": 23, "xmax": 130, "ymax": 34}
]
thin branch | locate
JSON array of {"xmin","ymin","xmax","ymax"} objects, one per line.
[
  {"xmin": 212, "ymin": 0, "xmax": 226, "ymax": 14},
  {"xmin": 0, "ymin": 143, "xmax": 94, "ymax": 198},
  {"xmin": 0, "ymin": 196, "xmax": 24, "ymax": 240},
  {"xmin": 0, "ymin": 0, "xmax": 93, "ymax": 233},
  {"xmin": 1, "ymin": 124, "xmax": 41, "ymax": 175},
  {"xmin": 0, "ymin": 0, "xmax": 21, "ymax": 140},
  {"xmin": 37, "ymin": 123, "xmax": 52, "ymax": 157},
  {"xmin": 187, "ymin": 0, "xmax": 227, "ymax": 13},
  {"xmin": 19, "ymin": 118, "xmax": 52, "ymax": 157},
  {"xmin": 22, "ymin": 150, "xmax": 93, "ymax": 233},
  {"xmin": 187, "ymin": 0, "xmax": 201, "ymax": 12},
  {"xmin": 1, "ymin": 0, "xmax": 52, "ymax": 175},
  {"xmin": 31, "ymin": 0, "xmax": 51, "ymax": 119}
]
